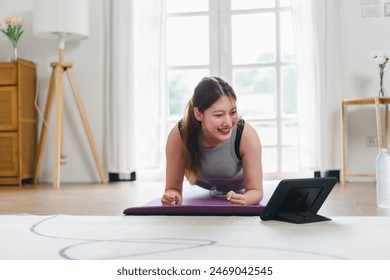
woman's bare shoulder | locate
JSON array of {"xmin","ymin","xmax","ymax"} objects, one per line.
[
  {"xmin": 240, "ymin": 121, "xmax": 261, "ymax": 153},
  {"xmin": 242, "ymin": 121, "xmax": 260, "ymax": 140},
  {"xmin": 167, "ymin": 124, "xmax": 183, "ymax": 148}
]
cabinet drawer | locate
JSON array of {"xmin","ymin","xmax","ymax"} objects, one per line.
[
  {"xmin": 0, "ymin": 87, "xmax": 18, "ymax": 130},
  {"xmin": 0, "ymin": 132, "xmax": 18, "ymax": 176},
  {"xmin": 0, "ymin": 63, "xmax": 17, "ymax": 85}
]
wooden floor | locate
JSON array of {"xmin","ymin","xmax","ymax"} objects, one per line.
[{"xmin": 0, "ymin": 180, "xmax": 389, "ymax": 216}]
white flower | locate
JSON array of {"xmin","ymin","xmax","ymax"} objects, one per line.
[{"xmin": 370, "ymin": 50, "xmax": 390, "ymax": 66}]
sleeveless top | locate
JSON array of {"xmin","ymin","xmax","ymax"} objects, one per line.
[{"xmin": 178, "ymin": 119, "xmax": 245, "ymax": 191}]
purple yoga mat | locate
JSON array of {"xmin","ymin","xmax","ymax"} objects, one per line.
[{"xmin": 123, "ymin": 186, "xmax": 271, "ymax": 216}]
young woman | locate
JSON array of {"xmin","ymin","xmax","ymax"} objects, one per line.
[{"xmin": 161, "ymin": 76, "xmax": 263, "ymax": 206}]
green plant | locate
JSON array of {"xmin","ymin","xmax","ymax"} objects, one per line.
[{"xmin": 0, "ymin": 16, "xmax": 24, "ymax": 47}]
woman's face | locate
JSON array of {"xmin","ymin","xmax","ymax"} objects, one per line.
[{"xmin": 194, "ymin": 96, "xmax": 238, "ymax": 147}]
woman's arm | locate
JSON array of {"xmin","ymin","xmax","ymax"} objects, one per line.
[
  {"xmin": 161, "ymin": 125, "xmax": 185, "ymax": 206},
  {"xmin": 227, "ymin": 122, "xmax": 263, "ymax": 205}
]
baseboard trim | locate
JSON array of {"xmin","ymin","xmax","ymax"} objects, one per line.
[{"xmin": 109, "ymin": 172, "xmax": 136, "ymax": 182}]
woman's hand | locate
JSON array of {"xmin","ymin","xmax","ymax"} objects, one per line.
[
  {"xmin": 161, "ymin": 190, "xmax": 183, "ymax": 206},
  {"xmin": 227, "ymin": 189, "xmax": 263, "ymax": 206},
  {"xmin": 226, "ymin": 191, "xmax": 246, "ymax": 205}
]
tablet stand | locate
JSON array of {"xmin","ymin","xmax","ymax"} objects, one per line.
[{"xmin": 277, "ymin": 212, "xmax": 331, "ymax": 224}]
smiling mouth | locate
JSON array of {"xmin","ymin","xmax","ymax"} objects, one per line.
[{"xmin": 217, "ymin": 127, "xmax": 231, "ymax": 134}]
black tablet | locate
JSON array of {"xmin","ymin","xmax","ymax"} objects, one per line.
[{"xmin": 260, "ymin": 177, "xmax": 337, "ymax": 224}]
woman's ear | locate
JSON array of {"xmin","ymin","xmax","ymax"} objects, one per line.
[{"xmin": 193, "ymin": 107, "xmax": 203, "ymax": 121}]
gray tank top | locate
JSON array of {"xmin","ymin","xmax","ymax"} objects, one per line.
[
  {"xmin": 196, "ymin": 123, "xmax": 244, "ymax": 191},
  {"xmin": 178, "ymin": 119, "xmax": 245, "ymax": 191}
]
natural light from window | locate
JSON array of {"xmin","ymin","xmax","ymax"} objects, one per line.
[{"xmin": 164, "ymin": 0, "xmax": 298, "ymax": 178}]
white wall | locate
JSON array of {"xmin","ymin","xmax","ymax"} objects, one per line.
[
  {"xmin": 341, "ymin": 0, "xmax": 390, "ymax": 179},
  {"xmin": 0, "ymin": 0, "xmax": 106, "ymax": 183},
  {"xmin": 1, "ymin": 0, "xmax": 389, "ymax": 182}
]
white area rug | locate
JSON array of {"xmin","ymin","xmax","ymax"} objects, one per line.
[{"xmin": 1, "ymin": 214, "xmax": 389, "ymax": 260}]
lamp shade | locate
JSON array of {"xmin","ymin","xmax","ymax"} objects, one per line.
[{"xmin": 33, "ymin": 0, "xmax": 89, "ymax": 41}]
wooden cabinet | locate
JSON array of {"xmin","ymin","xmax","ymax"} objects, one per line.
[{"xmin": 0, "ymin": 59, "xmax": 37, "ymax": 185}]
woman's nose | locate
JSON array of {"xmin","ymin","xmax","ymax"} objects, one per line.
[{"xmin": 223, "ymin": 115, "xmax": 232, "ymax": 126}]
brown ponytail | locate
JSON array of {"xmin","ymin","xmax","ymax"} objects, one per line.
[{"xmin": 181, "ymin": 76, "xmax": 237, "ymax": 184}]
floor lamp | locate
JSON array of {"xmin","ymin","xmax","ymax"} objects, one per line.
[{"xmin": 33, "ymin": 0, "xmax": 107, "ymax": 188}]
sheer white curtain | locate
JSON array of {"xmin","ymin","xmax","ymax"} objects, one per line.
[
  {"xmin": 133, "ymin": 0, "xmax": 164, "ymax": 180},
  {"xmin": 104, "ymin": 0, "xmax": 136, "ymax": 176},
  {"xmin": 291, "ymin": 0, "xmax": 342, "ymax": 172},
  {"xmin": 104, "ymin": 0, "xmax": 164, "ymax": 179}
]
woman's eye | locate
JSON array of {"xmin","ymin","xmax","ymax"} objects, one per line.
[
  {"xmin": 230, "ymin": 111, "xmax": 237, "ymax": 116},
  {"xmin": 214, "ymin": 114, "xmax": 223, "ymax": 118}
]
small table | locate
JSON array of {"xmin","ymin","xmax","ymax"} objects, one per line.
[{"xmin": 341, "ymin": 97, "xmax": 390, "ymax": 185}]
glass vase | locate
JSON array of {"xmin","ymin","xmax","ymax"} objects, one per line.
[
  {"xmin": 378, "ymin": 69, "xmax": 386, "ymax": 97},
  {"xmin": 11, "ymin": 46, "xmax": 18, "ymax": 62}
]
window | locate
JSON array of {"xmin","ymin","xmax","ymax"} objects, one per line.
[{"xmin": 163, "ymin": 0, "xmax": 298, "ymax": 179}]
